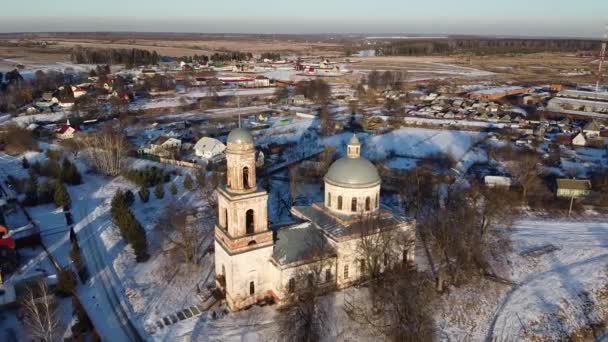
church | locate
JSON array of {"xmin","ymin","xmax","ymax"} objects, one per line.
[{"xmin": 214, "ymin": 127, "xmax": 416, "ymax": 311}]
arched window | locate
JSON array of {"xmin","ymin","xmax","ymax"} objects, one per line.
[
  {"xmin": 375, "ymin": 194, "xmax": 379, "ymax": 208},
  {"xmin": 288, "ymin": 278, "xmax": 295, "ymax": 293},
  {"xmin": 248, "ymin": 240, "xmax": 257, "ymax": 246},
  {"xmin": 365, "ymin": 197, "xmax": 371, "ymax": 211},
  {"xmin": 351, "ymin": 198, "xmax": 357, "ymax": 212},
  {"xmin": 243, "ymin": 167, "xmax": 250, "ymax": 189},
  {"xmin": 337, "ymin": 196, "xmax": 343, "ymax": 210},
  {"xmin": 222, "ymin": 208, "xmax": 228, "ymax": 229},
  {"xmin": 249, "ymin": 281, "xmax": 255, "ymax": 295},
  {"xmin": 246, "ymin": 209, "xmax": 254, "ymax": 234},
  {"xmin": 307, "ymin": 273, "xmax": 314, "ymax": 287},
  {"xmin": 327, "ymin": 192, "xmax": 332, "ymax": 207},
  {"xmin": 325, "ymin": 269, "xmax": 332, "ymax": 282}
]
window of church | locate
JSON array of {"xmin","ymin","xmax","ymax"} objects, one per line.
[
  {"xmin": 325, "ymin": 268, "xmax": 332, "ymax": 282},
  {"xmin": 365, "ymin": 197, "xmax": 370, "ymax": 211},
  {"xmin": 344, "ymin": 264, "xmax": 349, "ymax": 278},
  {"xmin": 327, "ymin": 192, "xmax": 332, "ymax": 207},
  {"xmin": 288, "ymin": 278, "xmax": 295, "ymax": 293},
  {"xmin": 243, "ymin": 166, "xmax": 250, "ymax": 189},
  {"xmin": 246, "ymin": 210, "xmax": 254, "ymax": 234},
  {"xmin": 351, "ymin": 198, "xmax": 357, "ymax": 212},
  {"xmin": 338, "ymin": 196, "xmax": 343, "ymax": 210},
  {"xmin": 249, "ymin": 281, "xmax": 255, "ymax": 295},
  {"xmin": 375, "ymin": 194, "xmax": 379, "ymax": 208}
]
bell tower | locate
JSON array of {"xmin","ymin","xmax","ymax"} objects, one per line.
[{"xmin": 214, "ymin": 128, "xmax": 273, "ymax": 310}]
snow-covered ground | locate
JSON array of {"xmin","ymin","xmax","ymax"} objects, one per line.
[{"xmin": 437, "ymin": 216, "xmax": 608, "ymax": 341}]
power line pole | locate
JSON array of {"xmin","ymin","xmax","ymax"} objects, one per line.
[{"xmin": 596, "ymin": 24, "xmax": 607, "ymax": 92}]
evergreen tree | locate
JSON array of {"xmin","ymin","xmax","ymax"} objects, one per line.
[
  {"xmin": 61, "ymin": 158, "xmax": 82, "ymax": 185},
  {"xmin": 22, "ymin": 157, "xmax": 29, "ymax": 169},
  {"xmin": 24, "ymin": 170, "xmax": 38, "ymax": 206},
  {"xmin": 56, "ymin": 268, "xmax": 76, "ymax": 297},
  {"xmin": 38, "ymin": 180, "xmax": 54, "ymax": 204},
  {"xmin": 110, "ymin": 190, "xmax": 149, "ymax": 262},
  {"xmin": 54, "ymin": 182, "xmax": 71, "ymax": 209},
  {"xmin": 138, "ymin": 187, "xmax": 150, "ymax": 203},
  {"xmin": 69, "ymin": 240, "xmax": 83, "ymax": 274},
  {"xmin": 183, "ymin": 174, "xmax": 194, "ymax": 191},
  {"xmin": 124, "ymin": 190, "xmax": 135, "ymax": 206},
  {"xmin": 154, "ymin": 183, "xmax": 164, "ymax": 199},
  {"xmin": 170, "ymin": 183, "xmax": 178, "ymax": 196}
]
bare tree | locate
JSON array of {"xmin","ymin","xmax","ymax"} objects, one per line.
[
  {"xmin": 277, "ymin": 234, "xmax": 337, "ymax": 342},
  {"xmin": 20, "ymin": 280, "xmax": 61, "ymax": 342},
  {"xmin": 504, "ymin": 150, "xmax": 543, "ymax": 204},
  {"xmin": 353, "ymin": 213, "xmax": 414, "ymax": 281},
  {"xmin": 419, "ymin": 184, "xmax": 515, "ymax": 286},
  {"xmin": 156, "ymin": 203, "xmax": 210, "ymax": 265},
  {"xmin": 344, "ymin": 265, "xmax": 436, "ymax": 342},
  {"xmin": 79, "ymin": 127, "xmax": 128, "ymax": 176}
]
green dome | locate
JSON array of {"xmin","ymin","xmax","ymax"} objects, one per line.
[
  {"xmin": 227, "ymin": 128, "xmax": 254, "ymax": 145},
  {"xmin": 324, "ymin": 157, "xmax": 381, "ymax": 188}
]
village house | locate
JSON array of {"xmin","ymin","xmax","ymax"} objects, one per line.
[
  {"xmin": 71, "ymin": 86, "xmax": 87, "ymax": 98},
  {"xmin": 145, "ymin": 136, "xmax": 182, "ymax": 157},
  {"xmin": 193, "ymin": 137, "xmax": 226, "ymax": 160},
  {"xmin": 556, "ymin": 179, "xmax": 592, "ymax": 198},
  {"xmin": 583, "ymin": 120, "xmax": 602, "ymax": 137},
  {"xmin": 572, "ymin": 132, "xmax": 588, "ymax": 147},
  {"xmin": 55, "ymin": 119, "xmax": 80, "ymax": 140}
]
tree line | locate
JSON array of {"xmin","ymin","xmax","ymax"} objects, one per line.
[
  {"xmin": 376, "ymin": 38, "xmax": 602, "ymax": 56},
  {"xmin": 70, "ymin": 47, "xmax": 160, "ymax": 67}
]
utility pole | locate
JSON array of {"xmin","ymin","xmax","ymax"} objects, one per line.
[{"xmin": 596, "ymin": 24, "xmax": 607, "ymax": 92}]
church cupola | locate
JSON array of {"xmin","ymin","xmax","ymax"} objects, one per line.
[{"xmin": 346, "ymin": 134, "xmax": 361, "ymax": 159}]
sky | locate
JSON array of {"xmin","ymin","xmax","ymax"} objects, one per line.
[{"xmin": 0, "ymin": 0, "xmax": 606, "ymax": 38}]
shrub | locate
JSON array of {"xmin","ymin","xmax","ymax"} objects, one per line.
[
  {"xmin": 138, "ymin": 187, "xmax": 150, "ymax": 203},
  {"xmin": 0, "ymin": 124, "xmax": 37, "ymax": 155},
  {"xmin": 124, "ymin": 166, "xmax": 169, "ymax": 187},
  {"xmin": 183, "ymin": 174, "xmax": 194, "ymax": 191},
  {"xmin": 154, "ymin": 183, "xmax": 165, "ymax": 199}
]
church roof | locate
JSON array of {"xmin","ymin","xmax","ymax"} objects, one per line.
[
  {"xmin": 324, "ymin": 157, "xmax": 380, "ymax": 188},
  {"xmin": 227, "ymin": 127, "xmax": 254, "ymax": 145},
  {"xmin": 271, "ymin": 224, "xmax": 335, "ymax": 266},
  {"xmin": 291, "ymin": 204, "xmax": 410, "ymax": 240}
]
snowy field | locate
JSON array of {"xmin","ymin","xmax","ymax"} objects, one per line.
[
  {"xmin": 321, "ymin": 127, "xmax": 486, "ymax": 165},
  {"xmin": 437, "ymin": 217, "xmax": 608, "ymax": 341}
]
